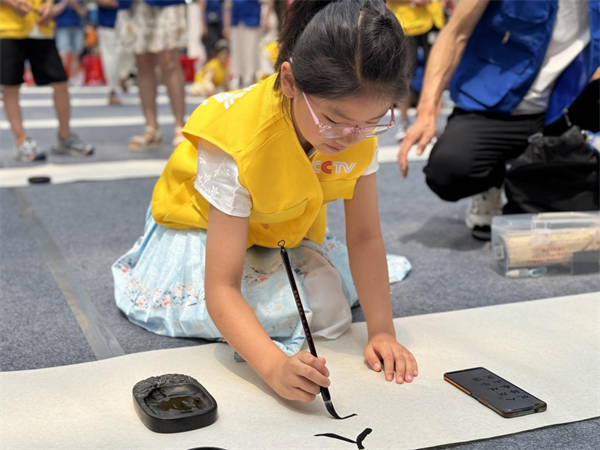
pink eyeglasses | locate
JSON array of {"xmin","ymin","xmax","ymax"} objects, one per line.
[{"xmin": 302, "ymin": 92, "xmax": 395, "ymax": 139}]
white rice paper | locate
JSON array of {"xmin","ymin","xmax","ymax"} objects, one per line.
[{"xmin": 1, "ymin": 292, "xmax": 598, "ymax": 449}]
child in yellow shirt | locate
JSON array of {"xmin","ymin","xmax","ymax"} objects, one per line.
[
  {"xmin": 191, "ymin": 39, "xmax": 229, "ymax": 97},
  {"xmin": 113, "ymin": 0, "xmax": 416, "ymax": 404},
  {"xmin": 0, "ymin": 0, "xmax": 94, "ymax": 161}
]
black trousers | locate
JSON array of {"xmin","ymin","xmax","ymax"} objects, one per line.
[{"xmin": 424, "ymin": 80, "xmax": 600, "ymax": 202}]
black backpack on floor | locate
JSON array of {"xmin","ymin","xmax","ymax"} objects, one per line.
[{"xmin": 504, "ymin": 126, "xmax": 599, "ymax": 214}]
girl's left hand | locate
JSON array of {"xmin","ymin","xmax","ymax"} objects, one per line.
[{"xmin": 364, "ymin": 333, "xmax": 418, "ymax": 384}]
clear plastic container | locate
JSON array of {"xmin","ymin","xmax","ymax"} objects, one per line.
[{"xmin": 491, "ymin": 212, "xmax": 600, "ymax": 278}]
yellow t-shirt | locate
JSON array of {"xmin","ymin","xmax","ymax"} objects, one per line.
[
  {"xmin": 388, "ymin": 1, "xmax": 446, "ymax": 36},
  {"xmin": 266, "ymin": 41, "xmax": 279, "ymax": 67},
  {"xmin": 194, "ymin": 58, "xmax": 228, "ymax": 87},
  {"xmin": 0, "ymin": 0, "xmax": 55, "ymax": 39}
]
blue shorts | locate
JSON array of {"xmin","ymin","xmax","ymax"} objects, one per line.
[{"xmin": 55, "ymin": 26, "xmax": 84, "ymax": 54}]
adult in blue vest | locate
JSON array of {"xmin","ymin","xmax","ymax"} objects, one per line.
[
  {"xmin": 116, "ymin": 0, "xmax": 187, "ymax": 150},
  {"xmin": 398, "ymin": 0, "xmax": 599, "ymax": 240},
  {"xmin": 200, "ymin": 0, "xmax": 224, "ymax": 60},
  {"xmin": 223, "ymin": 0, "xmax": 274, "ymax": 90},
  {"xmin": 53, "ymin": 0, "xmax": 87, "ymax": 84}
]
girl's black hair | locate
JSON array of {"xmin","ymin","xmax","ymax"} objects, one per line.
[{"xmin": 274, "ymin": 0, "xmax": 411, "ymax": 103}]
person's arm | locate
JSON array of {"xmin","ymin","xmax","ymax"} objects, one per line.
[
  {"xmin": 344, "ymin": 173, "xmax": 418, "ymax": 384},
  {"xmin": 0, "ymin": 0, "xmax": 31, "ymax": 17},
  {"xmin": 199, "ymin": 0, "xmax": 208, "ymax": 38},
  {"xmin": 222, "ymin": 0, "xmax": 231, "ymax": 40},
  {"xmin": 205, "ymin": 204, "xmax": 330, "ymax": 402},
  {"xmin": 398, "ymin": 0, "xmax": 489, "ymax": 177},
  {"xmin": 51, "ymin": 0, "xmax": 69, "ymax": 18},
  {"xmin": 36, "ymin": 0, "xmax": 55, "ymax": 25},
  {"xmin": 260, "ymin": 0, "xmax": 274, "ymax": 33},
  {"xmin": 69, "ymin": 0, "xmax": 87, "ymax": 18}
]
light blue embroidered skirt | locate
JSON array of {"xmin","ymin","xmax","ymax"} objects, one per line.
[{"xmin": 112, "ymin": 207, "xmax": 411, "ymax": 356}]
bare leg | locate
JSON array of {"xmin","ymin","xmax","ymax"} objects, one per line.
[
  {"xmin": 157, "ymin": 49, "xmax": 185, "ymax": 129},
  {"xmin": 70, "ymin": 51, "xmax": 80, "ymax": 81},
  {"xmin": 135, "ymin": 52, "xmax": 159, "ymax": 130},
  {"xmin": 52, "ymin": 82, "xmax": 71, "ymax": 140},
  {"xmin": 59, "ymin": 52, "xmax": 70, "ymax": 78},
  {"xmin": 2, "ymin": 85, "xmax": 27, "ymax": 145}
]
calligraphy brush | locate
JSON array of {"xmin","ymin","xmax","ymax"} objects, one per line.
[{"xmin": 278, "ymin": 240, "xmax": 356, "ymax": 420}]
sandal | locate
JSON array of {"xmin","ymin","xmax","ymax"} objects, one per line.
[
  {"xmin": 128, "ymin": 126, "xmax": 163, "ymax": 151},
  {"xmin": 172, "ymin": 126, "xmax": 185, "ymax": 147},
  {"xmin": 108, "ymin": 91, "xmax": 122, "ymax": 106}
]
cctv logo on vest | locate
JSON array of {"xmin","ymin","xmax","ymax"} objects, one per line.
[{"xmin": 313, "ymin": 161, "xmax": 356, "ymax": 174}]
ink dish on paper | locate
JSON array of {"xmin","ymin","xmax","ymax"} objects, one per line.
[{"xmin": 133, "ymin": 373, "xmax": 218, "ymax": 433}]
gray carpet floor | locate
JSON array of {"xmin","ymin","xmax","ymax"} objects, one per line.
[
  {"xmin": 1, "ymin": 86, "xmax": 597, "ymax": 449},
  {"xmin": 1, "ymin": 163, "xmax": 598, "ymax": 450}
]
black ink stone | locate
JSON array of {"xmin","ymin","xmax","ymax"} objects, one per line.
[
  {"xmin": 133, "ymin": 373, "xmax": 218, "ymax": 433},
  {"xmin": 28, "ymin": 176, "xmax": 51, "ymax": 184}
]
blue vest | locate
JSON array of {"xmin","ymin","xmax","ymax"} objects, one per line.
[
  {"xmin": 145, "ymin": 0, "xmax": 185, "ymax": 6},
  {"xmin": 118, "ymin": 0, "xmax": 185, "ymax": 10},
  {"xmin": 55, "ymin": 3, "xmax": 82, "ymax": 28},
  {"xmin": 231, "ymin": 0, "xmax": 261, "ymax": 27},
  {"xmin": 450, "ymin": 0, "xmax": 600, "ymax": 125},
  {"xmin": 206, "ymin": 0, "xmax": 223, "ymax": 26},
  {"xmin": 98, "ymin": 7, "xmax": 117, "ymax": 28}
]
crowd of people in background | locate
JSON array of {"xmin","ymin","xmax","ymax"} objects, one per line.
[{"xmin": 2, "ymin": 0, "xmax": 452, "ymax": 158}]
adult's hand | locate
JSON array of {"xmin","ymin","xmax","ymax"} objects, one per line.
[
  {"xmin": 260, "ymin": 19, "xmax": 270, "ymax": 34},
  {"xmin": 9, "ymin": 0, "xmax": 32, "ymax": 17},
  {"xmin": 398, "ymin": 109, "xmax": 437, "ymax": 178},
  {"xmin": 37, "ymin": 0, "xmax": 54, "ymax": 26},
  {"xmin": 397, "ymin": 0, "xmax": 490, "ymax": 178},
  {"xmin": 222, "ymin": 25, "xmax": 231, "ymax": 41}
]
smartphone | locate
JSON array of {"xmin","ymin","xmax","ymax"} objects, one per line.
[{"xmin": 444, "ymin": 367, "xmax": 547, "ymax": 418}]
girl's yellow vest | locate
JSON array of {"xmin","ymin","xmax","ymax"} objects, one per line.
[
  {"xmin": 388, "ymin": 1, "xmax": 446, "ymax": 37},
  {"xmin": 152, "ymin": 75, "xmax": 377, "ymax": 249},
  {"xmin": 0, "ymin": 0, "xmax": 55, "ymax": 39}
]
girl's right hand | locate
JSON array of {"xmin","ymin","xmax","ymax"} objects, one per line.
[{"xmin": 266, "ymin": 351, "xmax": 331, "ymax": 402}]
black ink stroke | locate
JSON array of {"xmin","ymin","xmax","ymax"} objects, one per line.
[{"xmin": 315, "ymin": 428, "xmax": 373, "ymax": 449}]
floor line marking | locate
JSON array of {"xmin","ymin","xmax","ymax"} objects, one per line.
[
  {"xmin": 19, "ymin": 85, "xmax": 193, "ymax": 95},
  {"xmin": 0, "ymin": 159, "xmax": 169, "ymax": 187},
  {"xmin": 10, "ymin": 187, "xmax": 125, "ymax": 360},
  {"xmin": 1, "ymin": 115, "xmax": 176, "ymax": 130},
  {"xmin": 0, "ymin": 149, "xmax": 431, "ymax": 187},
  {"xmin": 0, "ymin": 95, "xmax": 204, "ymax": 108},
  {"xmin": 378, "ymin": 144, "xmax": 433, "ymax": 163}
]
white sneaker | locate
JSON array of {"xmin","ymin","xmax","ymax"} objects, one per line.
[
  {"xmin": 465, "ymin": 187, "xmax": 503, "ymax": 240},
  {"xmin": 15, "ymin": 137, "xmax": 46, "ymax": 162}
]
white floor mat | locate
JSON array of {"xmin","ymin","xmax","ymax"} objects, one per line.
[
  {"xmin": 0, "ymin": 160, "xmax": 168, "ymax": 188},
  {"xmin": 0, "ymin": 148, "xmax": 425, "ymax": 188},
  {"xmin": 1, "ymin": 293, "xmax": 598, "ymax": 450}
]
